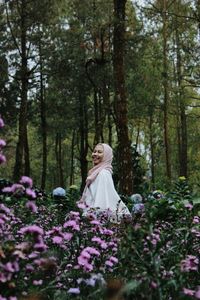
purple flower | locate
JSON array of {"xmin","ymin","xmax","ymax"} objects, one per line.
[
  {"xmin": 78, "ymin": 256, "xmax": 89, "ymax": 266},
  {"xmin": 80, "ymin": 250, "xmax": 91, "ymax": 259},
  {"xmin": 70, "ymin": 211, "xmax": 80, "ymax": 217},
  {"xmin": 102, "ymin": 229, "xmax": 114, "ymax": 235},
  {"xmin": 105, "ymin": 260, "xmax": 114, "ymax": 267},
  {"xmin": 84, "ymin": 247, "xmax": 100, "ymax": 256},
  {"xmin": 20, "ymin": 176, "xmax": 33, "ymax": 188},
  {"xmin": 52, "ymin": 236, "xmax": 63, "ymax": 244},
  {"xmin": 183, "ymin": 287, "xmax": 195, "ymax": 296},
  {"xmin": 0, "ymin": 204, "xmax": 10, "ymax": 214},
  {"xmin": 90, "ymin": 220, "xmax": 100, "ymax": 225},
  {"xmin": 63, "ymin": 220, "xmax": 80, "ymax": 231},
  {"xmin": 0, "ymin": 154, "xmax": 6, "ymax": 164},
  {"xmin": 25, "ymin": 188, "xmax": 36, "ymax": 199},
  {"xmin": 2, "ymin": 186, "xmax": 12, "ymax": 193},
  {"xmin": 67, "ymin": 288, "xmax": 80, "ymax": 294},
  {"xmin": 4, "ymin": 262, "xmax": 15, "ymax": 272},
  {"xmin": 193, "ymin": 216, "xmax": 200, "ymax": 224},
  {"xmin": 33, "ymin": 236, "xmax": 47, "ymax": 251},
  {"xmin": 109, "ymin": 256, "xmax": 118, "ymax": 263},
  {"xmin": 91, "ymin": 236, "xmax": 108, "ymax": 249},
  {"xmin": 63, "ymin": 232, "xmax": 73, "ymax": 241},
  {"xmin": 25, "ymin": 201, "xmax": 38, "ymax": 213},
  {"xmin": 91, "ymin": 236, "xmax": 102, "ymax": 243},
  {"xmin": 77, "ymin": 201, "xmax": 87, "ymax": 209},
  {"xmin": 150, "ymin": 281, "xmax": 158, "ymax": 289},
  {"xmin": 19, "ymin": 225, "xmax": 44, "ymax": 235},
  {"xmin": 0, "ymin": 139, "xmax": 6, "ymax": 148},
  {"xmin": 33, "ymin": 279, "xmax": 43, "ymax": 285},
  {"xmin": 84, "ymin": 263, "xmax": 93, "ymax": 272},
  {"xmin": 181, "ymin": 255, "xmax": 199, "ymax": 272},
  {"xmin": 0, "ymin": 295, "xmax": 7, "ymax": 300},
  {"xmin": 26, "ymin": 264, "xmax": 34, "ymax": 272},
  {"xmin": 0, "ymin": 117, "xmax": 5, "ymax": 128},
  {"xmin": 195, "ymin": 287, "xmax": 200, "ymax": 299},
  {"xmin": 184, "ymin": 203, "xmax": 193, "ymax": 210},
  {"xmin": 10, "ymin": 183, "xmax": 25, "ymax": 194}
]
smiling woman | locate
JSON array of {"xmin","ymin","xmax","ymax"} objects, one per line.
[
  {"xmin": 79, "ymin": 143, "xmax": 130, "ymax": 221},
  {"xmin": 92, "ymin": 144, "xmax": 104, "ymax": 165}
]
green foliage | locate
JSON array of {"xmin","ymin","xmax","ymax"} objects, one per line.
[
  {"xmin": 115, "ymin": 192, "xmax": 199, "ymax": 299},
  {"xmin": 169, "ymin": 177, "xmax": 192, "ymax": 202}
]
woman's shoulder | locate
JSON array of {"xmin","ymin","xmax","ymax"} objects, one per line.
[
  {"xmin": 99, "ymin": 169, "xmax": 111, "ymax": 176},
  {"xmin": 97, "ymin": 169, "xmax": 112, "ymax": 182}
]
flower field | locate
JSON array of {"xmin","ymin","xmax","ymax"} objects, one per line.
[{"xmin": 1, "ymin": 116, "xmax": 200, "ymax": 300}]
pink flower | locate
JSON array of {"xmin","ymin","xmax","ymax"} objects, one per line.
[
  {"xmin": 183, "ymin": 287, "xmax": 195, "ymax": 296},
  {"xmin": 80, "ymin": 250, "xmax": 91, "ymax": 259},
  {"xmin": 0, "ymin": 204, "xmax": 10, "ymax": 214},
  {"xmin": 78, "ymin": 256, "xmax": 89, "ymax": 266},
  {"xmin": 0, "ymin": 117, "xmax": 5, "ymax": 128},
  {"xmin": 26, "ymin": 201, "xmax": 38, "ymax": 213},
  {"xmin": 184, "ymin": 203, "xmax": 193, "ymax": 210},
  {"xmin": 70, "ymin": 211, "xmax": 80, "ymax": 217},
  {"xmin": 109, "ymin": 256, "xmax": 118, "ymax": 263},
  {"xmin": 181, "ymin": 255, "xmax": 199, "ymax": 272},
  {"xmin": 33, "ymin": 279, "xmax": 43, "ymax": 285},
  {"xmin": 0, "ymin": 139, "xmax": 6, "ymax": 148},
  {"xmin": 52, "ymin": 236, "xmax": 63, "ymax": 244},
  {"xmin": 85, "ymin": 263, "xmax": 93, "ymax": 272},
  {"xmin": 63, "ymin": 220, "xmax": 80, "ymax": 231},
  {"xmin": 20, "ymin": 176, "xmax": 33, "ymax": 188},
  {"xmin": 0, "ymin": 154, "xmax": 6, "ymax": 164},
  {"xmin": 150, "ymin": 281, "xmax": 158, "ymax": 289},
  {"xmin": 4, "ymin": 262, "xmax": 15, "ymax": 273},
  {"xmin": 92, "ymin": 236, "xmax": 102, "ymax": 243},
  {"xmin": 63, "ymin": 232, "xmax": 73, "ymax": 241},
  {"xmin": 105, "ymin": 260, "xmax": 114, "ymax": 267},
  {"xmin": 193, "ymin": 216, "xmax": 200, "ymax": 224},
  {"xmin": 26, "ymin": 188, "xmax": 36, "ymax": 199},
  {"xmin": 85, "ymin": 247, "xmax": 100, "ymax": 256},
  {"xmin": 90, "ymin": 220, "xmax": 100, "ymax": 225},
  {"xmin": 34, "ymin": 241, "xmax": 47, "ymax": 251},
  {"xmin": 10, "ymin": 183, "xmax": 25, "ymax": 193},
  {"xmin": 195, "ymin": 287, "xmax": 200, "ymax": 299},
  {"xmin": 2, "ymin": 186, "xmax": 12, "ymax": 193},
  {"xmin": 19, "ymin": 225, "xmax": 44, "ymax": 235},
  {"xmin": 77, "ymin": 202, "xmax": 87, "ymax": 209},
  {"xmin": 102, "ymin": 229, "xmax": 114, "ymax": 235}
]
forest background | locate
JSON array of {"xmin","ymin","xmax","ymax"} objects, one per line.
[{"xmin": 0, "ymin": 0, "xmax": 199, "ymax": 196}]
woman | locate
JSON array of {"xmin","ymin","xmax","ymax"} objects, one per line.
[{"xmin": 80, "ymin": 143, "xmax": 130, "ymax": 220}]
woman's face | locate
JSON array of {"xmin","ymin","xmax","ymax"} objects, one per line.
[{"xmin": 92, "ymin": 144, "xmax": 104, "ymax": 165}]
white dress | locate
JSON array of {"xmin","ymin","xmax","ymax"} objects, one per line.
[{"xmin": 84, "ymin": 169, "xmax": 130, "ymax": 219}]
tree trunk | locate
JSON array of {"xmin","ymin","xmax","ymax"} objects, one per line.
[
  {"xmin": 39, "ymin": 41, "xmax": 47, "ymax": 190},
  {"xmin": 113, "ymin": 0, "xmax": 133, "ymax": 194},
  {"xmin": 24, "ymin": 124, "xmax": 30, "ymax": 176},
  {"xmin": 70, "ymin": 129, "xmax": 76, "ymax": 186},
  {"xmin": 149, "ymin": 113, "xmax": 155, "ymax": 188},
  {"xmin": 93, "ymin": 90, "xmax": 101, "ymax": 145},
  {"xmin": 175, "ymin": 18, "xmax": 188, "ymax": 177},
  {"xmin": 13, "ymin": 0, "xmax": 29, "ymax": 181},
  {"xmin": 55, "ymin": 133, "xmax": 64, "ymax": 187},
  {"xmin": 79, "ymin": 84, "xmax": 89, "ymax": 193},
  {"xmin": 162, "ymin": 0, "xmax": 171, "ymax": 180}
]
